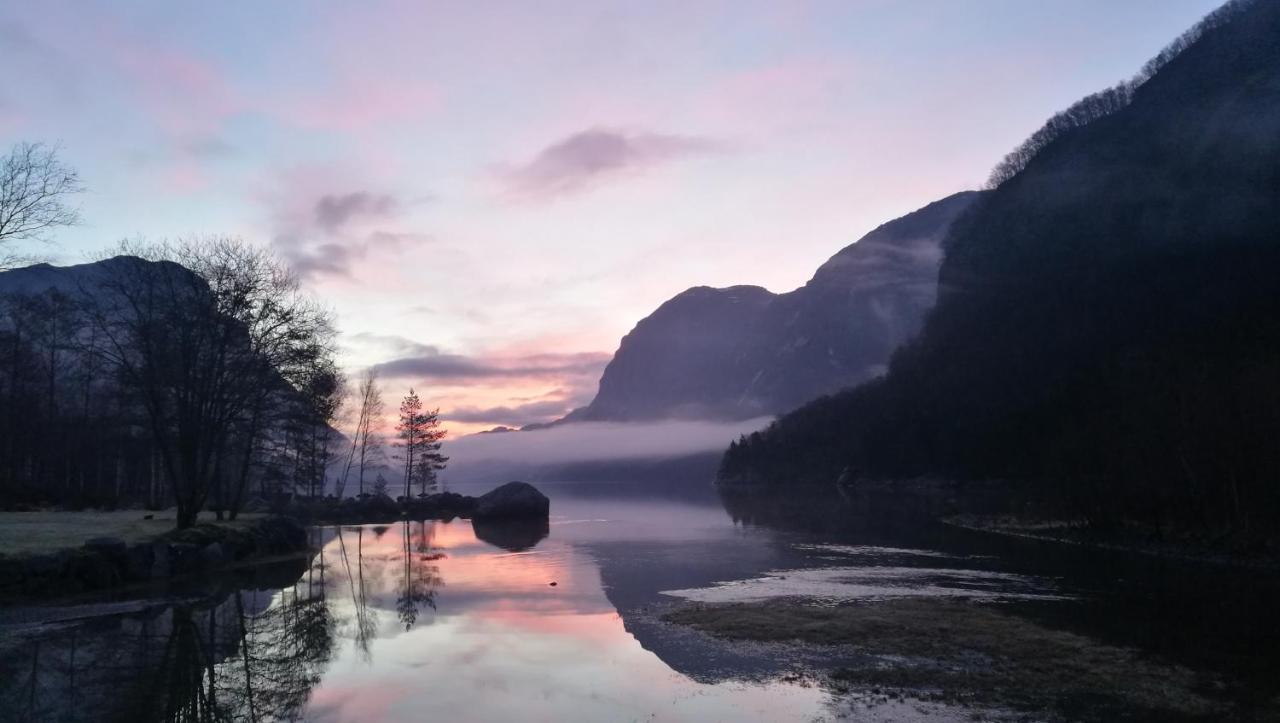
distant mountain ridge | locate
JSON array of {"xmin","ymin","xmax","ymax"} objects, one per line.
[
  {"xmin": 0, "ymin": 257, "xmax": 194, "ymax": 296},
  {"xmin": 563, "ymin": 191, "xmax": 982, "ymax": 422}
]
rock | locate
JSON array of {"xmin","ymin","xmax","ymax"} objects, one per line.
[{"xmin": 473, "ymin": 482, "xmax": 550, "ymax": 520}]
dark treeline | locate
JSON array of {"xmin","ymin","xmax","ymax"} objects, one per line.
[
  {"xmin": 722, "ymin": 0, "xmax": 1280, "ymax": 547},
  {"xmin": 0, "ymin": 240, "xmax": 342, "ymax": 527}
]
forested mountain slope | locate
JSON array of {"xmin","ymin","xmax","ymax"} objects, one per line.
[{"xmin": 720, "ymin": 0, "xmax": 1280, "ymax": 539}]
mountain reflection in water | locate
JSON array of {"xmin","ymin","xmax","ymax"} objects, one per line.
[
  {"xmin": 3, "ymin": 483, "xmax": 1278, "ymax": 722},
  {"xmin": 0, "ymin": 493, "xmax": 834, "ymax": 722}
]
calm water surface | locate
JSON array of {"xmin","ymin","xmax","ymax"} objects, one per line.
[{"xmin": 2, "ymin": 481, "xmax": 1278, "ymax": 721}]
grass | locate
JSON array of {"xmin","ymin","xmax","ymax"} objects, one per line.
[
  {"xmin": 0, "ymin": 510, "xmax": 265, "ymax": 556},
  {"xmin": 665, "ymin": 598, "xmax": 1225, "ymax": 721}
]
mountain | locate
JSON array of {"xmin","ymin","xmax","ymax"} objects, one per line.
[
  {"xmin": 565, "ymin": 191, "xmax": 982, "ymax": 422},
  {"xmin": 0, "ymin": 257, "xmax": 191, "ymax": 296},
  {"xmin": 720, "ymin": 0, "xmax": 1280, "ymax": 541},
  {"xmin": 0, "ymin": 255, "xmax": 345, "ymax": 507}
]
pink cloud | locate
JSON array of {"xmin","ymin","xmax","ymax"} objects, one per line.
[{"xmin": 97, "ymin": 29, "xmax": 242, "ymax": 138}]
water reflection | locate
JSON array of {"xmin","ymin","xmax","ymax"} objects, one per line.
[
  {"xmin": 6, "ymin": 484, "xmax": 1274, "ymax": 721},
  {"xmin": 0, "ymin": 557, "xmax": 333, "ymax": 722},
  {"xmin": 0, "ymin": 502, "xmax": 838, "ymax": 722},
  {"xmin": 301, "ymin": 513, "xmax": 828, "ymax": 722}
]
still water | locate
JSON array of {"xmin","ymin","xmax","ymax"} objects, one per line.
[{"xmin": 2, "ymin": 482, "xmax": 1278, "ymax": 721}]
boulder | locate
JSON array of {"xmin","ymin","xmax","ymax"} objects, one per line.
[{"xmin": 473, "ymin": 482, "xmax": 550, "ymax": 520}]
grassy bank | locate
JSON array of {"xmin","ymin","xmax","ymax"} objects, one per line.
[
  {"xmin": 0, "ymin": 511, "xmax": 304, "ymax": 603},
  {"xmin": 0, "ymin": 510, "xmax": 265, "ymax": 556}
]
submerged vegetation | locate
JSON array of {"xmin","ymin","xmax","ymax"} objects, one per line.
[{"xmin": 665, "ymin": 598, "xmax": 1229, "ymax": 721}]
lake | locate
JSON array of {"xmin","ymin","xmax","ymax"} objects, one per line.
[{"xmin": 2, "ymin": 481, "xmax": 1278, "ymax": 721}]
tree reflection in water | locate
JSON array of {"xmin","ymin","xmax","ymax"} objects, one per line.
[
  {"xmin": 0, "ymin": 522, "xmax": 453, "ymax": 721},
  {"xmin": 335, "ymin": 526, "xmax": 378, "ymax": 660},
  {"xmin": 0, "ymin": 551, "xmax": 335, "ymax": 722},
  {"xmin": 395, "ymin": 520, "xmax": 444, "ymax": 631}
]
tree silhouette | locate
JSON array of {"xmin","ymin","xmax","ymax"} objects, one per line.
[{"xmin": 0, "ymin": 142, "xmax": 84, "ymax": 270}]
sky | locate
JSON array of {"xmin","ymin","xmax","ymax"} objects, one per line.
[{"xmin": 0, "ymin": 0, "xmax": 1224, "ymax": 434}]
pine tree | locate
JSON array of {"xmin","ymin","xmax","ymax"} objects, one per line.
[
  {"xmin": 396, "ymin": 389, "xmax": 423, "ymax": 499},
  {"xmin": 396, "ymin": 389, "xmax": 449, "ymax": 498},
  {"xmin": 413, "ymin": 408, "xmax": 448, "ymax": 496}
]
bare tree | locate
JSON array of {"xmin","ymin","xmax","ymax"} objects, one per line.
[
  {"xmin": 338, "ymin": 367, "xmax": 384, "ymax": 498},
  {"xmin": 85, "ymin": 238, "xmax": 337, "ymax": 528},
  {"xmin": 356, "ymin": 373, "xmax": 384, "ymax": 496},
  {"xmin": 0, "ymin": 142, "xmax": 84, "ymax": 270}
]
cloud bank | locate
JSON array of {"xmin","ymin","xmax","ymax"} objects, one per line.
[{"xmin": 376, "ymin": 349, "xmax": 609, "ymax": 386}]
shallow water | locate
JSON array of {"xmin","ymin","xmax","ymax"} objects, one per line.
[{"xmin": 2, "ymin": 481, "xmax": 1278, "ymax": 721}]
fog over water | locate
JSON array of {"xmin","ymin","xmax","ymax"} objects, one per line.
[{"xmin": 441, "ymin": 418, "xmax": 772, "ymax": 482}]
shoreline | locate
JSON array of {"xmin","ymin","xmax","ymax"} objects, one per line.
[
  {"xmin": 0, "ymin": 482, "xmax": 551, "ymax": 604},
  {"xmin": 660, "ymin": 596, "xmax": 1234, "ymax": 720},
  {"xmin": 0, "ymin": 515, "xmax": 310, "ymax": 604},
  {"xmin": 942, "ymin": 513, "xmax": 1280, "ymax": 572}
]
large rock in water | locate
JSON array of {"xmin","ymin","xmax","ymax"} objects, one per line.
[{"xmin": 473, "ymin": 482, "xmax": 550, "ymax": 520}]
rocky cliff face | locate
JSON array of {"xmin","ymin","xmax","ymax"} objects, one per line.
[{"xmin": 566, "ymin": 191, "xmax": 981, "ymax": 421}]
